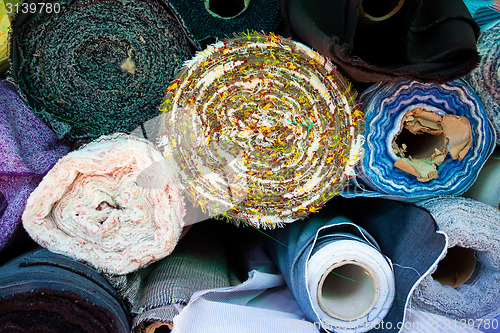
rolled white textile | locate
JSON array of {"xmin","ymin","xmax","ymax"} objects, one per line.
[
  {"xmin": 22, "ymin": 134, "xmax": 185, "ymax": 275},
  {"xmin": 307, "ymin": 235, "xmax": 395, "ymax": 332}
]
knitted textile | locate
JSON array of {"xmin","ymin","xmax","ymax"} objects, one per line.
[
  {"xmin": 0, "ymin": 80, "xmax": 68, "ymax": 252},
  {"xmin": 0, "ymin": 248, "xmax": 130, "ymax": 333},
  {"xmin": 414, "ymin": 197, "xmax": 500, "ymax": 320},
  {"xmin": 10, "ymin": 0, "xmax": 195, "ymax": 141},
  {"xmin": 464, "ymin": 22, "xmax": 500, "ymax": 145},
  {"xmin": 158, "ymin": 33, "xmax": 364, "ymax": 227},
  {"xmin": 22, "ymin": 134, "xmax": 185, "ymax": 275},
  {"xmin": 343, "ymin": 80, "xmax": 496, "ymax": 199}
]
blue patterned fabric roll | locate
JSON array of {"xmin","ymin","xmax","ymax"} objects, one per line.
[{"xmin": 343, "ymin": 80, "xmax": 496, "ymax": 199}]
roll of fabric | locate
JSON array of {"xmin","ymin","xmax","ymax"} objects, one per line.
[
  {"xmin": 413, "ymin": 196, "xmax": 500, "ymax": 320},
  {"xmin": 265, "ymin": 197, "xmax": 447, "ymax": 333},
  {"xmin": 0, "ymin": 80, "xmax": 69, "ymax": 253},
  {"xmin": 463, "ymin": 150, "xmax": 500, "ymax": 209},
  {"xmin": 344, "ymin": 80, "xmax": 496, "ymax": 199},
  {"xmin": 463, "ymin": 0, "xmax": 500, "ymax": 30},
  {"xmin": 112, "ymin": 221, "xmax": 231, "ymax": 332},
  {"xmin": 283, "ymin": 0, "xmax": 480, "ymax": 83},
  {"xmin": 464, "ymin": 22, "xmax": 500, "ymax": 144},
  {"xmin": 158, "ymin": 32, "xmax": 364, "ymax": 227},
  {"xmin": 164, "ymin": 0, "xmax": 281, "ymax": 45},
  {"xmin": 0, "ymin": 247, "xmax": 130, "ymax": 332},
  {"xmin": 0, "ymin": 1, "xmax": 21, "ymax": 73},
  {"xmin": 10, "ymin": 0, "xmax": 196, "ymax": 141},
  {"xmin": 22, "ymin": 133, "xmax": 185, "ymax": 275}
]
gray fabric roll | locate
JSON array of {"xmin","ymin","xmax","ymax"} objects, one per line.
[{"xmin": 413, "ymin": 196, "xmax": 500, "ymax": 320}]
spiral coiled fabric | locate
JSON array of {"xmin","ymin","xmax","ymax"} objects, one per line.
[
  {"xmin": 22, "ymin": 134, "xmax": 185, "ymax": 275},
  {"xmin": 345, "ymin": 80, "xmax": 495, "ymax": 199},
  {"xmin": 158, "ymin": 33, "xmax": 364, "ymax": 227},
  {"xmin": 10, "ymin": 0, "xmax": 195, "ymax": 141}
]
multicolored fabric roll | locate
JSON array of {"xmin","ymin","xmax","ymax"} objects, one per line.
[
  {"xmin": 464, "ymin": 22, "xmax": 500, "ymax": 145},
  {"xmin": 0, "ymin": 80, "xmax": 68, "ymax": 252},
  {"xmin": 22, "ymin": 134, "xmax": 185, "ymax": 275},
  {"xmin": 10, "ymin": 0, "xmax": 195, "ymax": 141},
  {"xmin": 0, "ymin": 248, "xmax": 130, "ymax": 332},
  {"xmin": 414, "ymin": 197, "xmax": 500, "ymax": 320},
  {"xmin": 265, "ymin": 197, "xmax": 447, "ymax": 333},
  {"xmin": 344, "ymin": 80, "xmax": 496, "ymax": 199},
  {"xmin": 112, "ymin": 221, "xmax": 231, "ymax": 332},
  {"xmin": 158, "ymin": 33, "xmax": 364, "ymax": 227}
]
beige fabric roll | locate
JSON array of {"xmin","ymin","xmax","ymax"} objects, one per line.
[{"xmin": 22, "ymin": 134, "xmax": 185, "ymax": 275}]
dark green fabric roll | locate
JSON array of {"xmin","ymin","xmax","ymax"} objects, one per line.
[
  {"xmin": 10, "ymin": 0, "xmax": 196, "ymax": 141},
  {"xmin": 165, "ymin": 0, "xmax": 282, "ymax": 45}
]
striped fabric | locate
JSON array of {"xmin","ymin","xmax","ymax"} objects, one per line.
[{"xmin": 343, "ymin": 80, "xmax": 496, "ymax": 199}]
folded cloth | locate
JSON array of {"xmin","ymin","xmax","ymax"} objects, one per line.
[
  {"xmin": 164, "ymin": 0, "xmax": 281, "ymax": 45},
  {"xmin": 110, "ymin": 221, "xmax": 231, "ymax": 332},
  {"xmin": 413, "ymin": 197, "xmax": 500, "ymax": 320},
  {"xmin": 158, "ymin": 32, "xmax": 364, "ymax": 227},
  {"xmin": 265, "ymin": 197, "xmax": 447, "ymax": 333},
  {"xmin": 0, "ymin": 1, "xmax": 20, "ymax": 73},
  {"xmin": 10, "ymin": 0, "xmax": 196, "ymax": 141},
  {"xmin": 343, "ymin": 80, "xmax": 496, "ymax": 199},
  {"xmin": 0, "ymin": 80, "xmax": 69, "ymax": 253},
  {"xmin": 464, "ymin": 22, "xmax": 500, "ymax": 145},
  {"xmin": 463, "ymin": 150, "xmax": 500, "ymax": 209},
  {"xmin": 22, "ymin": 133, "xmax": 185, "ymax": 275},
  {"xmin": 282, "ymin": 0, "xmax": 480, "ymax": 83},
  {"xmin": 0, "ymin": 247, "xmax": 130, "ymax": 332}
]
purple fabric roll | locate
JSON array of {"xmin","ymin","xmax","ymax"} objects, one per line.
[{"xmin": 0, "ymin": 80, "xmax": 69, "ymax": 251}]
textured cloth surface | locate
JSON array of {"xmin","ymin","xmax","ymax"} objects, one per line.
[
  {"xmin": 283, "ymin": 0, "xmax": 480, "ymax": 83},
  {"xmin": 266, "ymin": 197, "xmax": 447, "ymax": 333},
  {"xmin": 0, "ymin": 248, "xmax": 130, "ymax": 332},
  {"xmin": 0, "ymin": 80, "xmax": 68, "ymax": 252},
  {"xmin": 158, "ymin": 33, "xmax": 364, "ymax": 227},
  {"xmin": 165, "ymin": 0, "xmax": 281, "ymax": 44},
  {"xmin": 464, "ymin": 22, "xmax": 500, "ymax": 144},
  {"xmin": 0, "ymin": 1, "xmax": 20, "ymax": 73},
  {"xmin": 10, "ymin": 0, "xmax": 195, "ymax": 141},
  {"xmin": 343, "ymin": 80, "xmax": 496, "ymax": 199},
  {"xmin": 413, "ymin": 196, "xmax": 500, "ymax": 320},
  {"xmin": 112, "ymin": 221, "xmax": 231, "ymax": 331},
  {"xmin": 22, "ymin": 134, "xmax": 185, "ymax": 275}
]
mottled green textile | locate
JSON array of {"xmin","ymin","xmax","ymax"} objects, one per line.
[{"xmin": 10, "ymin": 0, "xmax": 196, "ymax": 141}]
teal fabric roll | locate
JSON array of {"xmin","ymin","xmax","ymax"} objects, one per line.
[
  {"xmin": 10, "ymin": 0, "xmax": 196, "ymax": 141},
  {"xmin": 164, "ymin": 0, "xmax": 281, "ymax": 45}
]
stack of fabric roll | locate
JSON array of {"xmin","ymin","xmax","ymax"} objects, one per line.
[{"xmin": 0, "ymin": 0, "xmax": 498, "ymax": 332}]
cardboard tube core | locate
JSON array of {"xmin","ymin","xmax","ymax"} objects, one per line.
[
  {"xmin": 205, "ymin": 0, "xmax": 249, "ymax": 18},
  {"xmin": 360, "ymin": 0, "xmax": 405, "ymax": 21},
  {"xmin": 432, "ymin": 246, "xmax": 477, "ymax": 288},
  {"xmin": 318, "ymin": 261, "xmax": 378, "ymax": 320}
]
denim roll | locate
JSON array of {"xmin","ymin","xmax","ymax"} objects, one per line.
[
  {"xmin": 464, "ymin": 22, "xmax": 500, "ymax": 145},
  {"xmin": 413, "ymin": 196, "xmax": 500, "ymax": 320},
  {"xmin": 0, "ymin": 80, "xmax": 68, "ymax": 253},
  {"xmin": 0, "ymin": 248, "xmax": 130, "ymax": 332},
  {"xmin": 343, "ymin": 80, "xmax": 496, "ymax": 199},
  {"xmin": 266, "ymin": 197, "xmax": 447, "ymax": 333}
]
